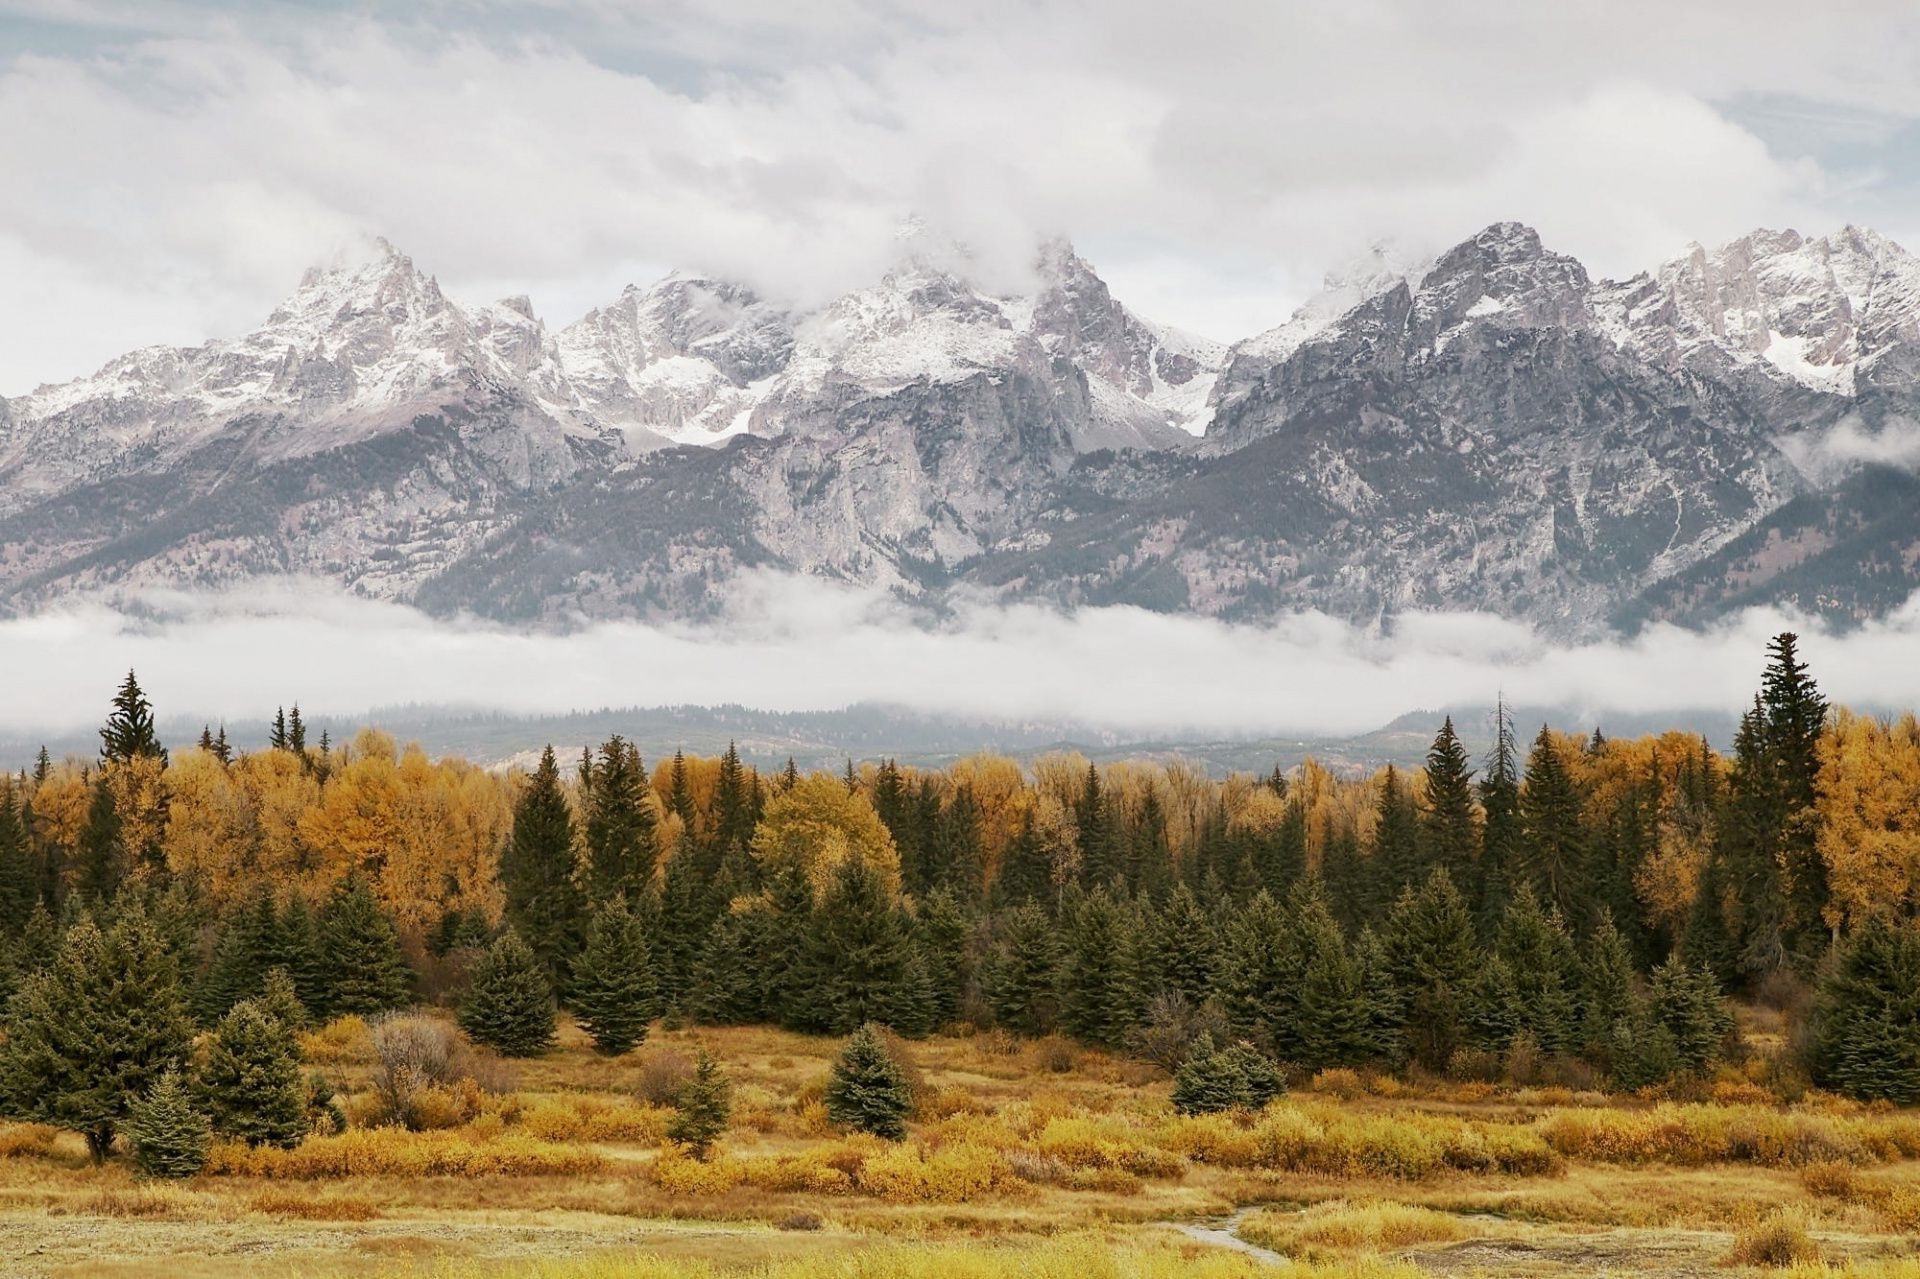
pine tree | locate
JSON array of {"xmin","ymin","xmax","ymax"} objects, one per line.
[
  {"xmin": 1370, "ymin": 765, "xmax": 1422, "ymax": 908},
  {"xmin": 1216, "ymin": 889, "xmax": 1293, "ymax": 1050},
  {"xmin": 983, "ymin": 902, "xmax": 1061, "ymax": 1035},
  {"xmin": 584, "ymin": 737, "xmax": 657, "ymax": 903},
  {"xmin": 1606, "ymin": 995, "xmax": 1680, "ymax": 1091},
  {"xmin": 1076, "ymin": 765, "xmax": 1120, "ymax": 887},
  {"xmin": 75, "ymin": 775, "xmax": 125, "ymax": 903},
  {"xmin": 1058, "ymin": 886, "xmax": 1140, "ymax": 1049},
  {"xmin": 824, "ymin": 1023, "xmax": 914, "ymax": 1140},
  {"xmin": 501, "ymin": 746, "xmax": 586, "ymax": 989},
  {"xmin": 1218, "ymin": 1040, "xmax": 1287, "ymax": 1108},
  {"xmin": 1382, "ymin": 867, "xmax": 1481, "ymax": 1071},
  {"xmin": 0, "ymin": 787, "xmax": 35, "ymax": 936},
  {"xmin": 1420, "ymin": 717, "xmax": 1479, "ymax": 884},
  {"xmin": 1289, "ymin": 897, "xmax": 1375, "ymax": 1070},
  {"xmin": 1810, "ymin": 916, "xmax": 1920, "ymax": 1103},
  {"xmin": 255, "ymin": 965, "xmax": 309, "ymax": 1032},
  {"xmin": 666, "ymin": 1049, "xmax": 732, "ymax": 1159},
  {"xmin": 1352, "ymin": 926, "xmax": 1405, "ymax": 1065},
  {"xmin": 198, "ymin": 890, "xmax": 283, "ymax": 1025},
  {"xmin": 125, "ymin": 1070, "xmax": 211, "ymax": 1179},
  {"xmin": 99, "ymin": 670, "xmax": 166, "ymax": 765},
  {"xmin": 569, "ymin": 898, "xmax": 658, "ymax": 1055},
  {"xmin": 269, "ymin": 894, "xmax": 326, "ymax": 1019},
  {"xmin": 690, "ymin": 902, "xmax": 768, "ymax": 1025},
  {"xmin": 197, "ymin": 999, "xmax": 308, "ymax": 1147},
  {"xmin": 800, "ymin": 856, "xmax": 922, "ymax": 1035},
  {"xmin": 317, "ymin": 877, "xmax": 412, "ymax": 1018},
  {"xmin": 992, "ymin": 811, "xmax": 1054, "ymax": 909},
  {"xmin": 0, "ymin": 905, "xmax": 195, "ymax": 1161},
  {"xmin": 1760, "ymin": 633, "xmax": 1829, "ymax": 961},
  {"xmin": 709, "ymin": 742, "xmax": 756, "ymax": 877},
  {"xmin": 1648, "ymin": 959, "xmax": 1733, "ymax": 1076},
  {"xmin": 915, "ymin": 887, "xmax": 971, "ymax": 1031},
  {"xmin": 459, "ymin": 930, "xmax": 556, "ymax": 1056},
  {"xmin": 1580, "ymin": 909, "xmax": 1638, "ymax": 1060},
  {"xmin": 1494, "ymin": 884, "xmax": 1581, "ymax": 1055},
  {"xmin": 1146, "ymin": 882, "xmax": 1218, "ymax": 1006},
  {"xmin": 1478, "ymin": 698, "xmax": 1523, "ymax": 935},
  {"xmin": 1170, "ymin": 1033, "xmax": 1247, "ymax": 1115},
  {"xmin": 1519, "ymin": 727, "xmax": 1588, "ymax": 927}
]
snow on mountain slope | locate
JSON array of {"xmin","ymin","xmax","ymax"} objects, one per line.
[{"xmin": 1597, "ymin": 226, "xmax": 1920, "ymax": 396}]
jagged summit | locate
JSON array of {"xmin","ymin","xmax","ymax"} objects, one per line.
[{"xmin": 2, "ymin": 220, "xmax": 1918, "ymax": 633}]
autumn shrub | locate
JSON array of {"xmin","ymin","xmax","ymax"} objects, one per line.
[
  {"xmin": 1311, "ymin": 1068, "xmax": 1365, "ymax": 1100},
  {"xmin": 634, "ymin": 1049, "xmax": 694, "ymax": 1106},
  {"xmin": 1536, "ymin": 1104, "xmax": 1920, "ymax": 1169},
  {"xmin": 1725, "ymin": 1210, "xmax": 1821, "ymax": 1268},
  {"xmin": 647, "ymin": 1146, "xmax": 745, "ymax": 1194},
  {"xmin": 516, "ymin": 1094, "xmax": 671, "ymax": 1144},
  {"xmin": 204, "ymin": 1129, "xmax": 605, "ymax": 1179},
  {"xmin": 0, "ymin": 1123, "xmax": 60, "ymax": 1159},
  {"xmin": 365, "ymin": 1014, "xmax": 514, "ymax": 1130},
  {"xmin": 1030, "ymin": 1034, "xmax": 1080, "ymax": 1074},
  {"xmin": 855, "ymin": 1140, "xmax": 1015, "ymax": 1202},
  {"xmin": 299, "ymin": 1016, "xmax": 374, "ymax": 1065}
]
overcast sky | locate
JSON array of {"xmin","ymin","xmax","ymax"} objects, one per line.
[{"xmin": 6, "ymin": 0, "xmax": 1920, "ymax": 394}]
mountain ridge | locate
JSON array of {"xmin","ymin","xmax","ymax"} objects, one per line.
[{"xmin": 3, "ymin": 221, "xmax": 1918, "ymax": 633}]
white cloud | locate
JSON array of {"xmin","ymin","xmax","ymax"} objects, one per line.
[
  {"xmin": 3, "ymin": 573, "xmax": 1916, "ymax": 742},
  {"xmin": 4, "ymin": 1, "xmax": 1919, "ymax": 390},
  {"xmin": 1778, "ymin": 414, "xmax": 1920, "ymax": 483}
]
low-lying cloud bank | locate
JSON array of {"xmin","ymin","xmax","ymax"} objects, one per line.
[{"xmin": 8, "ymin": 573, "xmax": 1920, "ymax": 743}]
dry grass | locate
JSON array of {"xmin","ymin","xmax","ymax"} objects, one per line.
[
  {"xmin": 1725, "ymin": 1210, "xmax": 1823, "ymax": 1268},
  {"xmin": 1238, "ymin": 1200, "xmax": 1473, "ymax": 1256}
]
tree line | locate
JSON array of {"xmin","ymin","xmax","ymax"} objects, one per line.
[{"xmin": 3, "ymin": 635, "xmax": 1920, "ymax": 1111}]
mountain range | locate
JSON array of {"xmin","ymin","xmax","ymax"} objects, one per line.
[{"xmin": 4, "ymin": 221, "xmax": 1918, "ymax": 634}]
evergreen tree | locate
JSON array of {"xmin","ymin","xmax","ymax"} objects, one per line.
[
  {"xmin": 125, "ymin": 1070, "xmax": 211, "ymax": 1179},
  {"xmin": 992, "ymin": 812, "xmax": 1054, "ymax": 909},
  {"xmin": 459, "ymin": 930, "xmax": 556, "ymax": 1056},
  {"xmin": 0, "ymin": 788, "xmax": 35, "ymax": 936},
  {"xmin": 1058, "ymin": 886, "xmax": 1140, "ymax": 1048},
  {"xmin": 1519, "ymin": 727, "xmax": 1588, "ymax": 927},
  {"xmin": 569, "ymin": 898, "xmax": 658, "ymax": 1055},
  {"xmin": 824, "ymin": 1023, "xmax": 914, "ymax": 1140},
  {"xmin": 1420, "ymin": 717, "xmax": 1479, "ymax": 884},
  {"xmin": 501, "ymin": 745, "xmax": 585, "ymax": 989},
  {"xmin": 1810, "ymin": 916, "xmax": 1920, "ymax": 1103},
  {"xmin": 1681, "ymin": 849, "xmax": 1741, "ymax": 987},
  {"xmin": 1381, "ymin": 867, "xmax": 1481, "ymax": 1071},
  {"xmin": 269, "ymin": 894, "xmax": 326, "ymax": 1019},
  {"xmin": 1075, "ymin": 765, "xmax": 1121, "ymax": 887},
  {"xmin": 0, "ymin": 905, "xmax": 195, "ymax": 1161},
  {"xmin": 1218, "ymin": 1041, "xmax": 1287, "ymax": 1108},
  {"xmin": 709, "ymin": 742, "xmax": 756, "ymax": 882},
  {"xmin": 1170, "ymin": 1033, "xmax": 1265, "ymax": 1115},
  {"xmin": 197, "ymin": 999, "xmax": 308, "ymax": 1147},
  {"xmin": 197, "ymin": 890, "xmax": 283, "ymax": 1025},
  {"xmin": 666, "ymin": 1048, "xmax": 732, "ymax": 1159},
  {"xmin": 99, "ymin": 670, "xmax": 166, "ymax": 765},
  {"xmin": 255, "ymin": 965, "xmax": 309, "ymax": 1032},
  {"xmin": 1370, "ymin": 765, "xmax": 1422, "ymax": 908},
  {"xmin": 1648, "ymin": 959, "xmax": 1733, "ymax": 1076},
  {"xmin": 799, "ymin": 856, "xmax": 922, "ymax": 1035},
  {"xmin": 1466, "ymin": 954, "xmax": 1525, "ymax": 1052},
  {"xmin": 75, "ymin": 775, "xmax": 125, "ymax": 903},
  {"xmin": 584, "ymin": 736, "xmax": 656, "ymax": 903},
  {"xmin": 1146, "ymin": 881, "xmax": 1218, "ymax": 1006},
  {"xmin": 1760, "ymin": 633, "xmax": 1829, "ymax": 961},
  {"xmin": 1580, "ymin": 909, "xmax": 1638, "ymax": 1059},
  {"xmin": 317, "ymin": 877, "xmax": 412, "ymax": 1018},
  {"xmin": 1478, "ymin": 698, "xmax": 1523, "ymax": 935},
  {"xmin": 1606, "ymin": 995, "xmax": 1680, "ymax": 1091},
  {"xmin": 915, "ymin": 887, "xmax": 972, "ymax": 1030},
  {"xmin": 1289, "ymin": 898, "xmax": 1376, "ymax": 1070},
  {"xmin": 757, "ymin": 862, "xmax": 816, "ymax": 1024},
  {"xmin": 690, "ymin": 902, "xmax": 768, "ymax": 1025},
  {"xmin": 1216, "ymin": 889, "xmax": 1293, "ymax": 1050},
  {"xmin": 1494, "ymin": 885, "xmax": 1580, "ymax": 1054},
  {"xmin": 982, "ymin": 902, "xmax": 1061, "ymax": 1035},
  {"xmin": 1352, "ymin": 926, "xmax": 1406, "ymax": 1065}
]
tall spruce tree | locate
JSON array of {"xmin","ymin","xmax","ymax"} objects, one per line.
[
  {"xmin": 584, "ymin": 736, "xmax": 657, "ymax": 903},
  {"xmin": 99, "ymin": 671, "xmax": 166, "ymax": 765},
  {"xmin": 1648, "ymin": 959, "xmax": 1733, "ymax": 1076},
  {"xmin": 1478, "ymin": 698, "xmax": 1523, "ymax": 936},
  {"xmin": 983, "ymin": 902, "xmax": 1061, "ymax": 1035},
  {"xmin": 126, "ymin": 1070, "xmax": 211, "ymax": 1178},
  {"xmin": 1369, "ymin": 765, "xmax": 1422, "ymax": 911},
  {"xmin": 459, "ymin": 929, "xmax": 556, "ymax": 1056},
  {"xmin": 1381, "ymin": 867, "xmax": 1481, "ymax": 1071},
  {"xmin": 1146, "ymin": 882, "xmax": 1218, "ymax": 1007},
  {"xmin": 75, "ymin": 775, "xmax": 125, "ymax": 903},
  {"xmin": 1494, "ymin": 885, "xmax": 1581, "ymax": 1055},
  {"xmin": 0, "ymin": 904, "xmax": 195, "ymax": 1161},
  {"xmin": 569, "ymin": 898, "xmax": 658, "ymax": 1055},
  {"xmin": 666, "ymin": 1048, "xmax": 732, "ymax": 1159},
  {"xmin": 501, "ymin": 746, "xmax": 585, "ymax": 989},
  {"xmin": 1058, "ymin": 886, "xmax": 1140, "ymax": 1048},
  {"xmin": 915, "ymin": 887, "xmax": 972, "ymax": 1031},
  {"xmin": 798, "ymin": 856, "xmax": 922, "ymax": 1035},
  {"xmin": 317, "ymin": 877, "xmax": 412, "ymax": 1018},
  {"xmin": 1519, "ymin": 727, "xmax": 1588, "ymax": 927},
  {"xmin": 1420, "ymin": 717, "xmax": 1479, "ymax": 886}
]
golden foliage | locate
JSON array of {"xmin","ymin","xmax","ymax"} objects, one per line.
[{"xmin": 751, "ymin": 773, "xmax": 900, "ymax": 896}]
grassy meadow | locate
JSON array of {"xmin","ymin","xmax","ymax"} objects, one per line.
[{"xmin": 4, "ymin": 1012, "xmax": 1920, "ymax": 1278}]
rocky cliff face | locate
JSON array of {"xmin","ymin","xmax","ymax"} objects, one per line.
[{"xmin": 4, "ymin": 222, "xmax": 1919, "ymax": 633}]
